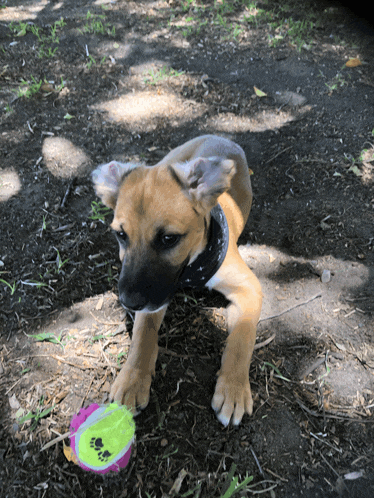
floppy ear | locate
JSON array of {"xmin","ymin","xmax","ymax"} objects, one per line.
[
  {"xmin": 172, "ymin": 156, "xmax": 236, "ymax": 211},
  {"xmin": 92, "ymin": 161, "xmax": 136, "ymax": 209}
]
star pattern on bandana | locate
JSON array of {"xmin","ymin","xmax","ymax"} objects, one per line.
[{"xmin": 177, "ymin": 204, "xmax": 229, "ymax": 290}]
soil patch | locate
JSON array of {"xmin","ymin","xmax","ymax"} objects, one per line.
[{"xmin": 1, "ymin": 1, "xmax": 373, "ymax": 497}]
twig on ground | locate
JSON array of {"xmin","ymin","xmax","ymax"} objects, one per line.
[
  {"xmin": 299, "ymin": 351, "xmax": 344, "ymax": 380},
  {"xmin": 265, "ymin": 146, "xmax": 293, "ymax": 164},
  {"xmin": 81, "ymin": 373, "xmax": 96, "ymax": 408},
  {"xmin": 52, "ymin": 355, "xmax": 96, "ymax": 370},
  {"xmin": 310, "ymin": 431, "xmax": 342, "ymax": 453},
  {"xmin": 254, "ymin": 334, "xmax": 276, "ymax": 350},
  {"xmin": 60, "ymin": 180, "xmax": 74, "ymax": 209},
  {"xmin": 264, "ymin": 467, "xmax": 288, "ymax": 483},
  {"xmin": 295, "ymin": 397, "xmax": 373, "ymax": 422},
  {"xmin": 259, "ymin": 293, "xmax": 322, "ymax": 323},
  {"xmin": 40, "ymin": 431, "xmax": 70, "ymax": 452},
  {"xmin": 320, "ymin": 453, "xmax": 340, "ymax": 478},
  {"xmin": 5, "ymin": 376, "xmax": 24, "ymax": 395},
  {"xmin": 89, "ymin": 311, "xmax": 122, "ymax": 326},
  {"xmin": 250, "ymin": 446, "xmax": 266, "ymax": 480}
]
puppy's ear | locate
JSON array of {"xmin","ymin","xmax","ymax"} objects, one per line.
[
  {"xmin": 92, "ymin": 161, "xmax": 136, "ymax": 209},
  {"xmin": 172, "ymin": 156, "xmax": 236, "ymax": 211}
]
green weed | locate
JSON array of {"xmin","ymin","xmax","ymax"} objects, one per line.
[
  {"xmin": 117, "ymin": 351, "xmax": 126, "ymax": 368},
  {"xmin": 107, "ymin": 263, "xmax": 116, "ymax": 283},
  {"xmin": 90, "ymin": 200, "xmax": 112, "ymax": 221},
  {"xmin": 181, "ymin": 0, "xmax": 199, "ymax": 12},
  {"xmin": 86, "ymin": 54, "xmax": 96, "ymax": 69},
  {"xmin": 261, "ymin": 361, "xmax": 291, "ymax": 382},
  {"xmin": 9, "ymin": 18, "xmax": 66, "ymax": 58},
  {"xmin": 222, "ymin": 23, "xmax": 243, "ymax": 41},
  {"xmin": 325, "ymin": 69, "xmax": 349, "ymax": 93},
  {"xmin": 220, "ymin": 463, "xmax": 254, "ymax": 497},
  {"xmin": 214, "ymin": 0, "xmax": 235, "ymax": 16},
  {"xmin": 80, "ymin": 10, "xmax": 115, "ymax": 36},
  {"xmin": 9, "ymin": 21, "xmax": 28, "ymax": 36},
  {"xmin": 36, "ymin": 214, "xmax": 49, "ymax": 237},
  {"xmin": 287, "ymin": 19, "xmax": 314, "ymax": 50},
  {"xmin": 21, "ymin": 279, "xmax": 51, "ymax": 290},
  {"xmin": 4, "ymin": 103, "xmax": 13, "ymax": 116},
  {"xmin": 0, "ymin": 278, "xmax": 17, "ymax": 295},
  {"xmin": 55, "ymin": 249, "xmax": 69, "ymax": 274},
  {"xmin": 56, "ymin": 76, "xmax": 65, "ymax": 92},
  {"xmin": 15, "ymin": 76, "xmax": 43, "ymax": 98},
  {"xmin": 143, "ymin": 66, "xmax": 185, "ymax": 85},
  {"xmin": 89, "ymin": 334, "xmax": 105, "ymax": 344},
  {"xmin": 243, "ymin": 1, "xmax": 273, "ymax": 26},
  {"xmin": 28, "ymin": 331, "xmax": 65, "ymax": 348},
  {"xmin": 85, "ymin": 55, "xmax": 107, "ymax": 70},
  {"xmin": 17, "ymin": 402, "xmax": 55, "ymax": 431}
]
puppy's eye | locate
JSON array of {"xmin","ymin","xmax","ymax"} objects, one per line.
[
  {"xmin": 160, "ymin": 233, "xmax": 181, "ymax": 249},
  {"xmin": 116, "ymin": 231, "xmax": 128, "ymax": 244}
]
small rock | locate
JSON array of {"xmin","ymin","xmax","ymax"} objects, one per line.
[
  {"xmin": 9, "ymin": 394, "xmax": 20, "ymax": 410},
  {"xmin": 321, "ymin": 269, "xmax": 331, "ymax": 283},
  {"xmin": 273, "ymin": 90, "xmax": 307, "ymax": 107}
]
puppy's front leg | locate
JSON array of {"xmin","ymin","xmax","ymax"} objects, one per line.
[
  {"xmin": 209, "ymin": 254, "xmax": 262, "ymax": 426},
  {"xmin": 110, "ymin": 307, "xmax": 166, "ymax": 414}
]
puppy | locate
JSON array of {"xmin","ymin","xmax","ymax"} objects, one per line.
[{"xmin": 92, "ymin": 135, "xmax": 262, "ymax": 426}]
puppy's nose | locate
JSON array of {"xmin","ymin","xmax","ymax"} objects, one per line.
[{"xmin": 119, "ymin": 292, "xmax": 147, "ymax": 311}]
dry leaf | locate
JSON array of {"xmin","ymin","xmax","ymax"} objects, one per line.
[
  {"xmin": 348, "ymin": 165, "xmax": 362, "ymax": 176},
  {"xmin": 63, "ymin": 442, "xmax": 78, "ymax": 464},
  {"xmin": 96, "ymin": 297, "xmax": 104, "ymax": 310},
  {"xmin": 346, "ymin": 58, "xmax": 361, "ymax": 68},
  {"xmin": 101, "ymin": 381, "xmax": 111, "ymax": 392},
  {"xmin": 254, "ymin": 86, "xmax": 267, "ymax": 97},
  {"xmin": 169, "ymin": 469, "xmax": 188, "ymax": 495},
  {"xmin": 41, "ymin": 83, "xmax": 55, "ymax": 93}
]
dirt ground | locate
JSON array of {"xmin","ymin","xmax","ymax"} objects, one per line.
[{"xmin": 0, "ymin": 0, "xmax": 374, "ymax": 497}]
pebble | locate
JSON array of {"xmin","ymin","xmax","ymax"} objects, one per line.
[{"xmin": 321, "ymin": 269, "xmax": 331, "ymax": 283}]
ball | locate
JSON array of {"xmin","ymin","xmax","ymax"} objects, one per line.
[{"xmin": 69, "ymin": 402, "xmax": 135, "ymax": 474}]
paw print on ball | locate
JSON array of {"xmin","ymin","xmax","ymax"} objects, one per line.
[{"xmin": 90, "ymin": 437, "xmax": 112, "ymax": 462}]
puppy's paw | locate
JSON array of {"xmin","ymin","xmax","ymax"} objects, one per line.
[
  {"xmin": 110, "ymin": 365, "xmax": 152, "ymax": 415},
  {"xmin": 211, "ymin": 373, "xmax": 253, "ymax": 427}
]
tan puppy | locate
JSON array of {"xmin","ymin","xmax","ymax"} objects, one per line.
[{"xmin": 92, "ymin": 135, "xmax": 262, "ymax": 426}]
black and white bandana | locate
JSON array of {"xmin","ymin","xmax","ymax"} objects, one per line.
[{"xmin": 177, "ymin": 204, "xmax": 229, "ymax": 290}]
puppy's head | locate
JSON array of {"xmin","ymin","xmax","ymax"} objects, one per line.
[{"xmin": 92, "ymin": 156, "xmax": 235, "ymax": 312}]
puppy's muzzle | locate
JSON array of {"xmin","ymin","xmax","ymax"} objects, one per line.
[
  {"xmin": 119, "ymin": 291, "xmax": 149, "ymax": 312},
  {"xmin": 118, "ymin": 259, "xmax": 183, "ymax": 313}
]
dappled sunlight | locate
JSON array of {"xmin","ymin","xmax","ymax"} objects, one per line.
[
  {"xmin": 52, "ymin": 2, "xmax": 64, "ymax": 10},
  {"xmin": 93, "ymin": 90, "xmax": 206, "ymax": 131},
  {"xmin": 0, "ymin": 0, "xmax": 49, "ymax": 21},
  {"xmin": 42, "ymin": 136, "xmax": 92, "ymax": 178},
  {"xmin": 361, "ymin": 147, "xmax": 374, "ymax": 184},
  {"xmin": 207, "ymin": 107, "xmax": 311, "ymax": 133},
  {"xmin": 238, "ymin": 244, "xmax": 371, "ymax": 320},
  {"xmin": 0, "ymin": 169, "xmax": 21, "ymax": 202},
  {"xmin": 362, "ymin": 162, "xmax": 374, "ymax": 184},
  {"xmin": 93, "ymin": 89, "xmax": 313, "ymax": 135}
]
